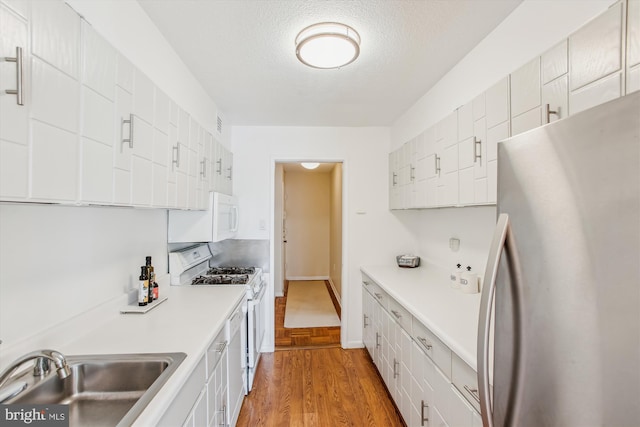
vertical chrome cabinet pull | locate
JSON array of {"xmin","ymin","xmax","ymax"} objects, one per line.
[
  {"xmin": 216, "ymin": 158, "xmax": 222, "ymax": 175},
  {"xmin": 393, "ymin": 358, "xmax": 399, "ymax": 378},
  {"xmin": 435, "ymin": 155, "xmax": 441, "ymax": 175},
  {"xmin": 4, "ymin": 46, "xmax": 24, "ymax": 105},
  {"xmin": 172, "ymin": 144, "xmax": 180, "ymax": 168},
  {"xmin": 374, "ymin": 292, "xmax": 383, "ymax": 300},
  {"xmin": 545, "ymin": 104, "xmax": 559, "ymax": 124},
  {"xmin": 392, "ymin": 172, "xmax": 398, "ymax": 186},
  {"xmin": 200, "ymin": 160, "xmax": 206, "ymax": 178},
  {"xmin": 122, "ymin": 114, "xmax": 134, "ymax": 148},
  {"xmin": 421, "ymin": 400, "xmax": 429, "ymax": 426},
  {"xmin": 410, "ymin": 165, "xmax": 416, "ymax": 181},
  {"xmin": 375, "ymin": 332, "xmax": 380, "ymax": 349},
  {"xmin": 478, "ymin": 213, "xmax": 524, "ymax": 427},
  {"xmin": 474, "ymin": 137, "xmax": 482, "ymax": 163},
  {"xmin": 363, "ymin": 314, "xmax": 369, "ymax": 328},
  {"xmin": 226, "ymin": 165, "xmax": 232, "ymax": 180}
]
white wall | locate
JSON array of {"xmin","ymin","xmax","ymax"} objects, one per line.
[
  {"xmin": 284, "ymin": 169, "xmax": 331, "ymax": 279},
  {"xmin": 64, "ymin": 0, "xmax": 229, "ymax": 147},
  {"xmin": 390, "ymin": 0, "xmax": 614, "ymax": 279},
  {"xmin": 232, "ymin": 126, "xmax": 418, "ymax": 349},
  {"xmin": 0, "ymin": 203, "xmax": 167, "ymax": 350}
]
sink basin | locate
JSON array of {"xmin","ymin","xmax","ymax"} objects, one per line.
[{"xmin": 5, "ymin": 352, "xmax": 186, "ymax": 427}]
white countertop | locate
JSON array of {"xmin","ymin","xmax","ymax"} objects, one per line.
[
  {"xmin": 361, "ymin": 264, "xmax": 481, "ymax": 371},
  {"xmin": 59, "ymin": 285, "xmax": 246, "ymax": 426}
]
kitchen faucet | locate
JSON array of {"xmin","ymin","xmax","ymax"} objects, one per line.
[{"xmin": 0, "ymin": 349, "xmax": 71, "ymax": 391}]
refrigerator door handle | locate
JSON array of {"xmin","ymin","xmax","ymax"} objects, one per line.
[{"xmin": 478, "ymin": 213, "xmax": 524, "ymax": 427}]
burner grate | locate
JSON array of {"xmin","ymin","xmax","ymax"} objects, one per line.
[
  {"xmin": 192, "ymin": 274, "xmax": 249, "ymax": 285},
  {"xmin": 207, "ymin": 267, "xmax": 255, "ymax": 275}
]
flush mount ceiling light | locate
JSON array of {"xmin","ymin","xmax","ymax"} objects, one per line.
[
  {"xmin": 301, "ymin": 162, "xmax": 320, "ymax": 170},
  {"xmin": 295, "ymin": 22, "xmax": 361, "ymax": 69}
]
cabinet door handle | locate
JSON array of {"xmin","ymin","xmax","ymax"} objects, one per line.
[
  {"xmin": 374, "ymin": 292, "xmax": 383, "ymax": 300},
  {"xmin": 172, "ymin": 143, "xmax": 180, "ymax": 168},
  {"xmin": 215, "ymin": 341, "xmax": 227, "ymax": 353},
  {"xmin": 226, "ymin": 165, "xmax": 232, "ymax": 180},
  {"xmin": 464, "ymin": 385, "xmax": 481, "ymax": 404},
  {"xmin": 391, "ymin": 310, "xmax": 402, "ymax": 319},
  {"xmin": 122, "ymin": 114, "xmax": 134, "ymax": 148},
  {"xmin": 363, "ymin": 314, "xmax": 369, "ymax": 328},
  {"xmin": 363, "ymin": 281, "xmax": 370, "ymax": 286},
  {"xmin": 421, "ymin": 400, "xmax": 429, "ymax": 426},
  {"xmin": 200, "ymin": 159, "xmax": 206, "ymax": 178},
  {"xmin": 545, "ymin": 103, "xmax": 559, "ymax": 124},
  {"xmin": 435, "ymin": 155, "xmax": 441, "ymax": 175},
  {"xmin": 393, "ymin": 358, "xmax": 399, "ymax": 378},
  {"xmin": 474, "ymin": 137, "xmax": 482, "ymax": 164},
  {"xmin": 392, "ymin": 172, "xmax": 398, "ymax": 186},
  {"xmin": 216, "ymin": 158, "xmax": 222, "ymax": 175},
  {"xmin": 417, "ymin": 336, "xmax": 432, "ymax": 350},
  {"xmin": 410, "ymin": 165, "xmax": 415, "ymax": 181},
  {"xmin": 4, "ymin": 46, "xmax": 24, "ymax": 105},
  {"xmin": 375, "ymin": 332, "xmax": 380, "ymax": 349}
]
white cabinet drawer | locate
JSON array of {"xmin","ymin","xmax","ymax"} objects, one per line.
[
  {"xmin": 451, "ymin": 353, "xmax": 480, "ymax": 413},
  {"xmin": 388, "ymin": 297, "xmax": 412, "ymax": 334},
  {"xmin": 412, "ymin": 318, "xmax": 452, "ymax": 379},
  {"xmin": 362, "ymin": 275, "xmax": 389, "ymax": 310},
  {"xmin": 206, "ymin": 326, "xmax": 227, "ymax": 380}
]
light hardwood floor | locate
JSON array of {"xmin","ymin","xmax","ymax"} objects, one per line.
[{"xmin": 236, "ymin": 347, "xmax": 405, "ymax": 426}]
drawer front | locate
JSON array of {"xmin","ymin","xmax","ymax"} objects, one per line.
[
  {"xmin": 206, "ymin": 327, "xmax": 227, "ymax": 379},
  {"xmin": 412, "ymin": 319, "xmax": 452, "ymax": 379},
  {"xmin": 388, "ymin": 297, "xmax": 412, "ymax": 334},
  {"xmin": 451, "ymin": 353, "xmax": 481, "ymax": 413}
]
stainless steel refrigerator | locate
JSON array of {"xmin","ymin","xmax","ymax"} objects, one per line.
[{"xmin": 478, "ymin": 92, "xmax": 640, "ymax": 427}]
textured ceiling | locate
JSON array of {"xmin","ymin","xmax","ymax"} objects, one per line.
[{"xmin": 138, "ymin": 0, "xmax": 522, "ymax": 127}]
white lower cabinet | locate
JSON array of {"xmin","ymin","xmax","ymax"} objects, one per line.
[
  {"xmin": 362, "ymin": 274, "xmax": 481, "ymax": 426},
  {"xmin": 159, "ymin": 300, "xmax": 244, "ymax": 427}
]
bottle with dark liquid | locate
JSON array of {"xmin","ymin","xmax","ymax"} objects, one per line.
[
  {"xmin": 138, "ymin": 266, "xmax": 149, "ymax": 306},
  {"xmin": 146, "ymin": 256, "xmax": 155, "ymax": 303}
]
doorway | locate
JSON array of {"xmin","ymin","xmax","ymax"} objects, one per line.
[{"xmin": 274, "ymin": 162, "xmax": 343, "ymax": 348}]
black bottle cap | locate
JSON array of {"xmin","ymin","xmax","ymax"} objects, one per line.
[{"xmin": 146, "ymin": 256, "xmax": 152, "ymax": 266}]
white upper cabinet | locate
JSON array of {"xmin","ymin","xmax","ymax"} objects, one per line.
[
  {"xmin": 0, "ymin": 0, "xmax": 230, "ymax": 210},
  {"xmin": 485, "ymin": 76, "xmax": 510, "ymax": 129},
  {"xmin": 541, "ymin": 40, "xmax": 569, "ymax": 124},
  {"xmin": 30, "ymin": 0, "xmax": 80, "ymax": 202},
  {"xmin": 0, "ymin": 3, "xmax": 28, "ymax": 200},
  {"xmin": 510, "ymin": 57, "xmax": 542, "ymax": 136},
  {"xmin": 80, "ymin": 21, "xmax": 116, "ymax": 204},
  {"xmin": 627, "ymin": 0, "xmax": 640, "ymax": 93},
  {"xmin": 569, "ymin": 1, "xmax": 624, "ymax": 113}
]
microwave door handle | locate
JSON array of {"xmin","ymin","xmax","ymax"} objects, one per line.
[
  {"xmin": 478, "ymin": 213, "xmax": 524, "ymax": 427},
  {"xmin": 231, "ymin": 206, "xmax": 239, "ymax": 232}
]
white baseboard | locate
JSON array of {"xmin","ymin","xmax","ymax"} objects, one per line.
[
  {"xmin": 327, "ymin": 277, "xmax": 342, "ymax": 309},
  {"xmin": 286, "ymin": 276, "xmax": 329, "ymax": 281},
  {"xmin": 343, "ymin": 340, "xmax": 365, "ymax": 349}
]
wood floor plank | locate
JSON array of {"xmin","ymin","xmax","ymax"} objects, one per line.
[{"xmin": 236, "ymin": 348, "xmax": 405, "ymax": 427}]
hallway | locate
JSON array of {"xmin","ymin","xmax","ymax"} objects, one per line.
[
  {"xmin": 275, "ymin": 280, "xmax": 341, "ymax": 349},
  {"xmin": 236, "ymin": 347, "xmax": 404, "ymax": 426}
]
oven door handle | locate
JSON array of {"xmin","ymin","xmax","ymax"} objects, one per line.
[{"xmin": 250, "ymin": 281, "xmax": 267, "ymax": 304}]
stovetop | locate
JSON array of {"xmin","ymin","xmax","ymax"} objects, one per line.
[
  {"xmin": 206, "ymin": 267, "xmax": 256, "ymax": 275},
  {"xmin": 192, "ymin": 274, "xmax": 250, "ymax": 285}
]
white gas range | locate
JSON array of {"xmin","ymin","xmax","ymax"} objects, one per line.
[{"xmin": 169, "ymin": 244, "xmax": 266, "ymax": 393}]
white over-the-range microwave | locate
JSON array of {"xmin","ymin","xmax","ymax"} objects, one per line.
[{"xmin": 168, "ymin": 192, "xmax": 238, "ymax": 243}]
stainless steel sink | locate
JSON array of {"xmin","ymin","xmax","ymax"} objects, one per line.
[{"xmin": 4, "ymin": 352, "xmax": 186, "ymax": 427}]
